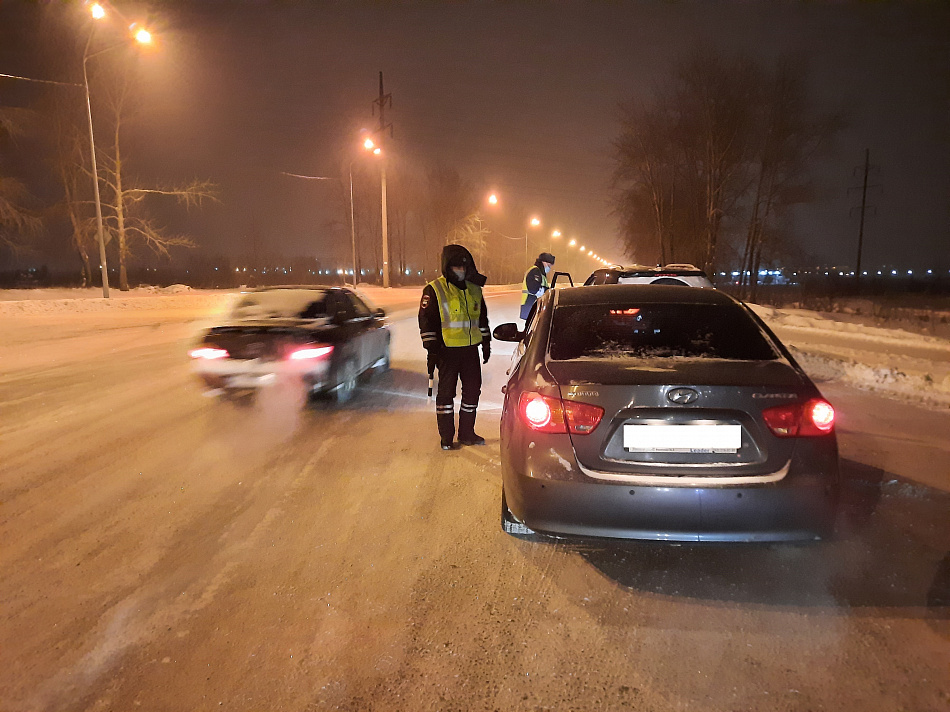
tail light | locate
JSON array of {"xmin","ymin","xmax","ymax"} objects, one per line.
[
  {"xmin": 189, "ymin": 347, "xmax": 229, "ymax": 359},
  {"xmin": 519, "ymin": 392, "xmax": 604, "ymax": 435},
  {"xmin": 288, "ymin": 345, "xmax": 334, "ymax": 360},
  {"xmin": 762, "ymin": 398, "xmax": 835, "ymax": 437}
]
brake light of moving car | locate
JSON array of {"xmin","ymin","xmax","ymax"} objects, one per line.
[
  {"xmin": 519, "ymin": 392, "xmax": 604, "ymax": 435},
  {"xmin": 762, "ymin": 398, "xmax": 835, "ymax": 437},
  {"xmin": 288, "ymin": 345, "xmax": 334, "ymax": 360},
  {"xmin": 189, "ymin": 347, "xmax": 229, "ymax": 360}
]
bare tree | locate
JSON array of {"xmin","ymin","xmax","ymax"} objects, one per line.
[
  {"xmin": 739, "ymin": 58, "xmax": 843, "ymax": 300},
  {"xmin": 419, "ymin": 164, "xmax": 477, "ymax": 272},
  {"xmin": 47, "ymin": 96, "xmax": 98, "ymax": 286},
  {"xmin": 93, "ymin": 62, "xmax": 217, "ymax": 290},
  {"xmin": 614, "ymin": 50, "xmax": 839, "ymax": 280},
  {"xmin": 674, "ymin": 50, "xmax": 758, "ymax": 273},
  {"xmin": 0, "ymin": 107, "xmax": 43, "ymax": 254},
  {"xmin": 613, "ymin": 100, "xmax": 679, "ymax": 265}
]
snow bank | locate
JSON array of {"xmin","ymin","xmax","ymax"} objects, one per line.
[
  {"xmin": 749, "ymin": 303, "xmax": 950, "ymax": 409},
  {"xmin": 2, "ymin": 286, "xmax": 947, "ymax": 409}
]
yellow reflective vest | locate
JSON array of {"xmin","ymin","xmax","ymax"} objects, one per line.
[
  {"xmin": 429, "ymin": 276, "xmax": 484, "ymax": 347},
  {"xmin": 520, "ymin": 266, "xmax": 549, "ymax": 319}
]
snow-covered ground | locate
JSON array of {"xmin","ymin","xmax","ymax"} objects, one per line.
[{"xmin": 2, "ymin": 285, "xmax": 948, "ymax": 409}]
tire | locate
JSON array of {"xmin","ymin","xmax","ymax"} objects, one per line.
[
  {"xmin": 501, "ymin": 489, "xmax": 538, "ymax": 539},
  {"xmin": 333, "ymin": 360, "xmax": 358, "ymax": 404},
  {"xmin": 376, "ymin": 339, "xmax": 391, "ymax": 374}
]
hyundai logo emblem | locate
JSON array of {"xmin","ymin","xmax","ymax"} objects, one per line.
[{"xmin": 667, "ymin": 387, "xmax": 699, "ymax": 405}]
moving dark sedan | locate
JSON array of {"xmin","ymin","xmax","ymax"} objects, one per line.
[
  {"xmin": 190, "ymin": 286, "xmax": 390, "ymax": 404},
  {"xmin": 493, "ymin": 285, "xmax": 839, "ymax": 543}
]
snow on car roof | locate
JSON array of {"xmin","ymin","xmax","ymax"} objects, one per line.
[{"xmin": 230, "ymin": 288, "xmax": 329, "ymax": 319}]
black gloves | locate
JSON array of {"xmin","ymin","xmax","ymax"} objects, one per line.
[
  {"xmin": 481, "ymin": 339, "xmax": 491, "ymax": 364},
  {"xmin": 425, "ymin": 343, "xmax": 441, "ymax": 375}
]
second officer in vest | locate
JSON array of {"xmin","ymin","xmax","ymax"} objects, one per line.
[
  {"xmin": 520, "ymin": 252, "xmax": 556, "ymax": 320},
  {"xmin": 419, "ymin": 244, "xmax": 491, "ymax": 450}
]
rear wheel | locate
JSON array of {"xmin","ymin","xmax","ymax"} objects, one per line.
[
  {"xmin": 376, "ymin": 339, "xmax": 391, "ymax": 374},
  {"xmin": 334, "ymin": 360, "xmax": 358, "ymax": 404},
  {"xmin": 501, "ymin": 489, "xmax": 538, "ymax": 539}
]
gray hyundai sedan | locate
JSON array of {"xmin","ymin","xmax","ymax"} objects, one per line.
[{"xmin": 493, "ymin": 285, "xmax": 839, "ymax": 543}]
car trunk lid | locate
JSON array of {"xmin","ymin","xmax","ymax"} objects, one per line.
[{"xmin": 548, "ymin": 358, "xmax": 805, "ymax": 476}]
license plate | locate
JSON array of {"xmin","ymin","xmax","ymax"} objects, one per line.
[
  {"xmin": 624, "ymin": 424, "xmax": 741, "ymax": 453},
  {"xmin": 226, "ymin": 373, "xmax": 276, "ymax": 388}
]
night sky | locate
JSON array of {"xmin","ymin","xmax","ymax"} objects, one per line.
[{"xmin": 1, "ymin": 1, "xmax": 948, "ymax": 274}]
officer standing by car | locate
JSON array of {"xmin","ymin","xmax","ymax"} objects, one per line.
[
  {"xmin": 419, "ymin": 244, "xmax": 491, "ymax": 450},
  {"xmin": 520, "ymin": 252, "xmax": 556, "ymax": 320}
]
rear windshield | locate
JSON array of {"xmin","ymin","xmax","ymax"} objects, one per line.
[
  {"xmin": 230, "ymin": 290, "xmax": 328, "ymax": 320},
  {"xmin": 548, "ymin": 303, "xmax": 778, "ymax": 361}
]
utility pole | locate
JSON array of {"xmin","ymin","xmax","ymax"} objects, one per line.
[
  {"xmin": 849, "ymin": 148, "xmax": 880, "ymax": 286},
  {"xmin": 372, "ymin": 71, "xmax": 393, "ymax": 287}
]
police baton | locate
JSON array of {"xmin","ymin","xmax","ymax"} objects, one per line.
[{"xmin": 426, "ymin": 352, "xmax": 436, "ymax": 398}]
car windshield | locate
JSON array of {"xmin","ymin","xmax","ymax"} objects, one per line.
[
  {"xmin": 229, "ymin": 290, "xmax": 328, "ymax": 320},
  {"xmin": 548, "ymin": 303, "xmax": 779, "ymax": 361}
]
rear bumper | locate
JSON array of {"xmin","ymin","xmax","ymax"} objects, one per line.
[
  {"xmin": 502, "ymin": 448, "xmax": 838, "ymax": 543},
  {"xmin": 192, "ymin": 359, "xmax": 330, "ymax": 393}
]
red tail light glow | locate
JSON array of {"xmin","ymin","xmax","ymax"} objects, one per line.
[
  {"xmin": 762, "ymin": 398, "xmax": 835, "ymax": 437},
  {"xmin": 289, "ymin": 345, "xmax": 334, "ymax": 360},
  {"xmin": 189, "ymin": 347, "xmax": 229, "ymax": 360},
  {"xmin": 519, "ymin": 392, "xmax": 603, "ymax": 435}
]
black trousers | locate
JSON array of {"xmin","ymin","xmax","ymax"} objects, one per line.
[{"xmin": 435, "ymin": 345, "xmax": 482, "ymax": 444}]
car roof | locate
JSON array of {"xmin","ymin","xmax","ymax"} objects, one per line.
[
  {"xmin": 556, "ymin": 283, "xmax": 737, "ymax": 306},
  {"xmin": 603, "ymin": 264, "xmax": 707, "ymax": 276},
  {"xmin": 243, "ymin": 284, "xmax": 341, "ymax": 293}
]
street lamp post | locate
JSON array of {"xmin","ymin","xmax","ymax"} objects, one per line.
[
  {"xmin": 363, "ymin": 137, "xmax": 388, "ymax": 287},
  {"xmin": 348, "ymin": 163, "xmax": 357, "ymax": 286},
  {"xmin": 81, "ymin": 6, "xmax": 153, "ymax": 297},
  {"xmin": 82, "ymin": 31, "xmax": 110, "ymax": 298},
  {"xmin": 380, "ymin": 158, "xmax": 389, "ymax": 287}
]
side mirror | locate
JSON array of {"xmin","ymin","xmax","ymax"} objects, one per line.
[
  {"xmin": 492, "ymin": 323, "xmax": 523, "ymax": 342},
  {"xmin": 373, "ymin": 307, "xmax": 386, "ymax": 318}
]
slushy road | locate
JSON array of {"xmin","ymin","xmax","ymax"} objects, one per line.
[{"xmin": 1, "ymin": 290, "xmax": 947, "ymax": 711}]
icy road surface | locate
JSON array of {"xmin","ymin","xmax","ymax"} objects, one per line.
[{"xmin": 1, "ymin": 289, "xmax": 948, "ymax": 711}]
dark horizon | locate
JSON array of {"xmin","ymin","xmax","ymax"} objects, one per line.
[{"xmin": 1, "ymin": 1, "xmax": 948, "ymax": 277}]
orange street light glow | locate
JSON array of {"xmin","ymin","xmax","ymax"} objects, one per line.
[
  {"xmin": 364, "ymin": 138, "xmax": 375, "ymax": 150},
  {"xmin": 530, "ymin": 217, "xmax": 540, "ymax": 227},
  {"xmin": 488, "ymin": 193, "xmax": 498, "ymax": 205},
  {"xmin": 579, "ymin": 245, "xmax": 585, "ymax": 251},
  {"xmin": 90, "ymin": 3, "xmax": 106, "ymax": 19},
  {"xmin": 568, "ymin": 239, "xmax": 576, "ymax": 246},
  {"xmin": 373, "ymin": 147, "xmax": 381, "ymax": 155},
  {"xmin": 588, "ymin": 250, "xmax": 594, "ymax": 256},
  {"xmin": 552, "ymin": 229, "xmax": 561, "ymax": 238},
  {"xmin": 131, "ymin": 25, "xmax": 152, "ymax": 44}
]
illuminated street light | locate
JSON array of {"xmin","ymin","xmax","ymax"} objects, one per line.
[
  {"xmin": 488, "ymin": 193, "xmax": 498, "ymax": 205},
  {"xmin": 530, "ymin": 217, "xmax": 541, "ymax": 227},
  {"xmin": 568, "ymin": 239, "xmax": 576, "ymax": 247},
  {"xmin": 131, "ymin": 26, "xmax": 152, "ymax": 44},
  {"xmin": 90, "ymin": 3, "xmax": 106, "ymax": 19},
  {"xmin": 364, "ymin": 138, "xmax": 375, "ymax": 151}
]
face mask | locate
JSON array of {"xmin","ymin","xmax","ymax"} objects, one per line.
[
  {"xmin": 451, "ymin": 267, "xmax": 466, "ymax": 281},
  {"xmin": 544, "ymin": 265, "xmax": 551, "ymax": 274}
]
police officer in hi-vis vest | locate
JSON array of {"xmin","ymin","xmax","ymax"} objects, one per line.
[
  {"xmin": 520, "ymin": 252, "xmax": 556, "ymax": 320},
  {"xmin": 419, "ymin": 244, "xmax": 491, "ymax": 450}
]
